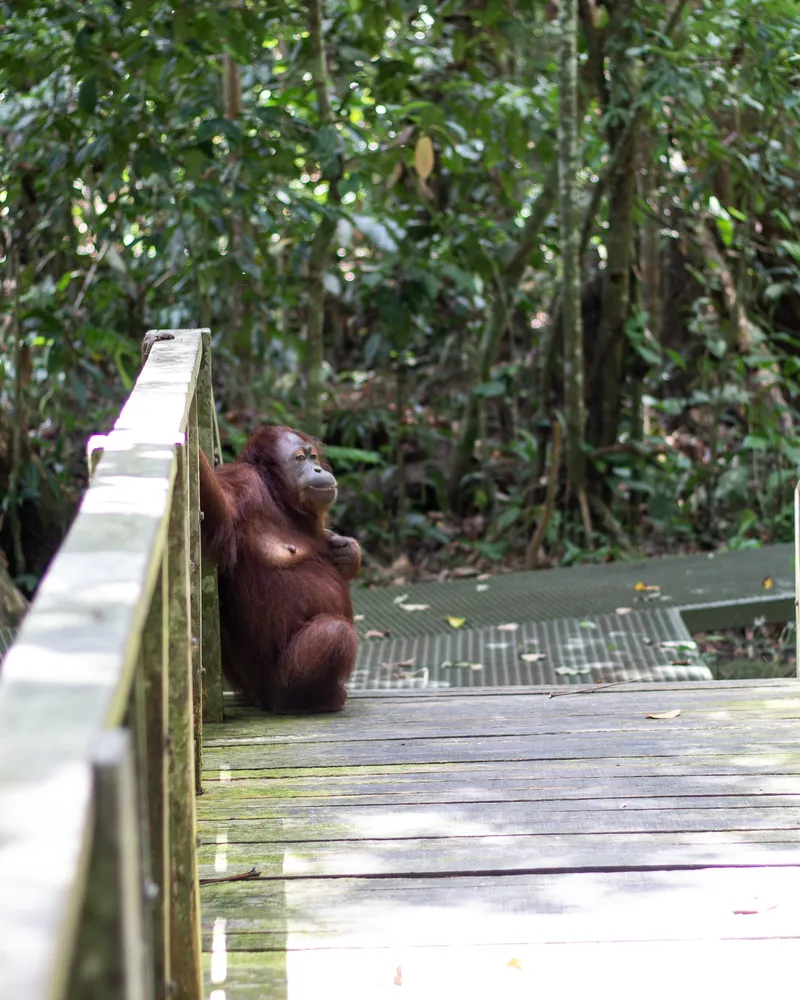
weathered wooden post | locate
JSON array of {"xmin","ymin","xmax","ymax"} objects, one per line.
[
  {"xmin": 167, "ymin": 437, "xmax": 203, "ymax": 1000},
  {"xmin": 66, "ymin": 730, "xmax": 147, "ymax": 1000},
  {"xmin": 197, "ymin": 329, "xmax": 224, "ymax": 722},
  {"xmin": 140, "ymin": 557, "xmax": 171, "ymax": 998},
  {"xmin": 188, "ymin": 395, "xmax": 204, "ymax": 792},
  {"xmin": 795, "ymin": 479, "xmax": 799, "ymax": 678}
]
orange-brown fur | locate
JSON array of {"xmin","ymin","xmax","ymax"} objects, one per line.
[{"xmin": 199, "ymin": 426, "xmax": 360, "ymax": 713}]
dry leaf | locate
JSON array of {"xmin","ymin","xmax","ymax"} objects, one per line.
[
  {"xmin": 486, "ymin": 642, "xmax": 511, "ymax": 649},
  {"xmin": 496, "ymin": 622, "xmax": 519, "ymax": 632},
  {"xmin": 520, "ymin": 653, "xmax": 546, "ymax": 662},
  {"xmin": 393, "ymin": 592, "xmax": 410, "ymax": 605},
  {"xmin": 762, "ymin": 576, "xmax": 774, "ymax": 590},
  {"xmin": 507, "ymin": 958, "xmax": 522, "ymax": 970},
  {"xmin": 615, "ymin": 607, "xmax": 633, "ymax": 615},
  {"xmin": 353, "ymin": 614, "xmax": 365, "ymax": 622},
  {"xmin": 476, "ymin": 584, "xmax": 489, "ymax": 592},
  {"xmin": 365, "ymin": 629, "xmax": 390, "ymax": 639},
  {"xmin": 671, "ymin": 659, "xmax": 691, "ymax": 666},
  {"xmin": 399, "ymin": 603, "xmax": 430, "ymax": 612},
  {"xmin": 578, "ymin": 620, "xmax": 597, "ymax": 629},
  {"xmin": 386, "ymin": 658, "xmax": 415, "ymax": 669},
  {"xmin": 645, "ymin": 709, "xmax": 681, "ymax": 720},
  {"xmin": 450, "ymin": 565, "xmax": 480, "ymax": 578},
  {"xmin": 414, "ymin": 135, "xmax": 434, "ymax": 179},
  {"xmin": 635, "ymin": 581, "xmax": 661, "ymax": 592},
  {"xmin": 445, "ymin": 615, "xmax": 466, "ymax": 629},
  {"xmin": 477, "ymin": 573, "xmax": 491, "ymax": 581}
]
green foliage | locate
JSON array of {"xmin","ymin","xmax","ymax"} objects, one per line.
[{"xmin": 1, "ymin": 0, "xmax": 799, "ymax": 584}]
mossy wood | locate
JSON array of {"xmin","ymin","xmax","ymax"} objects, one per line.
[{"xmin": 0, "ymin": 331, "xmax": 206, "ymax": 1000}]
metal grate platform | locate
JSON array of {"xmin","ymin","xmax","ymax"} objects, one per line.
[
  {"xmin": 351, "ymin": 608, "xmax": 712, "ymax": 691},
  {"xmin": 352, "ymin": 543, "xmax": 794, "ymax": 640}
]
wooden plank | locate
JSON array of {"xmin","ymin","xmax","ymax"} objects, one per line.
[
  {"xmin": 198, "ymin": 830, "xmax": 800, "ymax": 880},
  {"xmin": 196, "ymin": 772, "xmax": 800, "ymax": 808},
  {"xmin": 115, "ymin": 329, "xmax": 203, "ymax": 440},
  {"xmin": 212, "ymin": 686, "xmax": 800, "ymax": 736},
  {"xmin": 198, "ymin": 866, "xmax": 800, "ymax": 947},
  {"xmin": 343, "ymin": 677, "xmax": 798, "ymax": 697},
  {"xmin": 141, "ymin": 555, "xmax": 171, "ymax": 999},
  {"xmin": 795, "ymin": 478, "xmax": 800, "ymax": 675},
  {"xmin": 203, "ymin": 939, "xmax": 800, "ymax": 1000},
  {"xmin": 206, "ymin": 714, "xmax": 800, "ymax": 747},
  {"xmin": 201, "ymin": 752, "xmax": 800, "ymax": 782},
  {"xmin": 198, "ymin": 803, "xmax": 800, "ymax": 841},
  {"xmin": 0, "ymin": 763, "xmax": 93, "ymax": 1000},
  {"xmin": 167, "ymin": 439, "xmax": 203, "ymax": 1000},
  {"xmin": 187, "ymin": 394, "xmax": 203, "ymax": 794},
  {"xmin": 0, "ymin": 330, "xmax": 202, "ymax": 1000},
  {"xmin": 197, "ymin": 329, "xmax": 224, "ymax": 723},
  {"xmin": 203, "ymin": 732, "xmax": 800, "ymax": 770},
  {"xmin": 66, "ymin": 730, "xmax": 147, "ymax": 1000}
]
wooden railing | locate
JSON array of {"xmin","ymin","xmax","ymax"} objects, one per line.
[
  {"xmin": 0, "ymin": 330, "xmax": 223, "ymax": 1000},
  {"xmin": 796, "ymin": 477, "xmax": 800, "ymax": 677}
]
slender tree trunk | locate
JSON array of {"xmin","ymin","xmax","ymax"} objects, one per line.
[
  {"xmin": 593, "ymin": 0, "xmax": 636, "ymax": 450},
  {"xmin": 558, "ymin": 0, "xmax": 588, "ymax": 512},
  {"xmin": 306, "ymin": 0, "xmax": 340, "ymax": 438},
  {"xmin": 449, "ymin": 164, "xmax": 559, "ymax": 509},
  {"xmin": 638, "ymin": 127, "xmax": 661, "ymax": 438}
]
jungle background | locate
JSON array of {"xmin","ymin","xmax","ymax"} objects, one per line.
[{"xmin": 1, "ymin": 0, "xmax": 799, "ymax": 668}]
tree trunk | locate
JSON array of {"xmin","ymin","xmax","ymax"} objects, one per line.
[
  {"xmin": 449, "ymin": 164, "xmax": 559, "ymax": 510},
  {"xmin": 305, "ymin": 0, "xmax": 340, "ymax": 438},
  {"xmin": 558, "ymin": 0, "xmax": 587, "ymax": 499},
  {"xmin": 592, "ymin": 0, "xmax": 637, "ymax": 450}
]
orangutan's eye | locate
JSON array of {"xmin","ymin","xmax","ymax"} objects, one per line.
[{"xmin": 294, "ymin": 451, "xmax": 305, "ymax": 461}]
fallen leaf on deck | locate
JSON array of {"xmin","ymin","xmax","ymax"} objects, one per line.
[
  {"xmin": 497, "ymin": 622, "xmax": 519, "ymax": 632},
  {"xmin": 520, "ymin": 653, "xmax": 546, "ymax": 662},
  {"xmin": 476, "ymin": 584, "xmax": 489, "ymax": 592},
  {"xmin": 645, "ymin": 709, "xmax": 681, "ymax": 720},
  {"xmin": 762, "ymin": 576, "xmax": 774, "ymax": 590},
  {"xmin": 445, "ymin": 616, "xmax": 466, "ymax": 628},
  {"xmin": 477, "ymin": 573, "xmax": 491, "ymax": 581},
  {"xmin": 365, "ymin": 629, "xmax": 390, "ymax": 639},
  {"xmin": 386, "ymin": 659, "xmax": 414, "ymax": 669},
  {"xmin": 440, "ymin": 660, "xmax": 482, "ymax": 670},
  {"xmin": 399, "ymin": 603, "xmax": 430, "ymax": 612},
  {"xmin": 671, "ymin": 659, "xmax": 691, "ymax": 666},
  {"xmin": 579, "ymin": 620, "xmax": 597, "ymax": 629},
  {"xmin": 615, "ymin": 607, "xmax": 632, "ymax": 615},
  {"xmin": 486, "ymin": 642, "xmax": 511, "ymax": 649},
  {"xmin": 353, "ymin": 614, "xmax": 365, "ymax": 622},
  {"xmin": 635, "ymin": 581, "xmax": 661, "ymax": 592},
  {"xmin": 451, "ymin": 566, "xmax": 480, "ymax": 578},
  {"xmin": 555, "ymin": 665, "xmax": 592, "ymax": 675},
  {"xmin": 392, "ymin": 593, "xmax": 410, "ymax": 605}
]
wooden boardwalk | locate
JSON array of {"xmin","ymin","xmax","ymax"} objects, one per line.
[{"xmin": 198, "ymin": 679, "xmax": 800, "ymax": 1000}]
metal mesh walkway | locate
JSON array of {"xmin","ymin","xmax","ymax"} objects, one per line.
[
  {"xmin": 351, "ymin": 544, "xmax": 794, "ymax": 689},
  {"xmin": 351, "ymin": 608, "xmax": 711, "ymax": 690},
  {"xmin": 352, "ymin": 543, "xmax": 794, "ymax": 640}
]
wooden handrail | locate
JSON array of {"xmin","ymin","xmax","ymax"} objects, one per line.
[
  {"xmin": 796, "ymin": 477, "xmax": 800, "ymax": 678},
  {"xmin": 0, "ymin": 329, "xmax": 223, "ymax": 1000}
]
